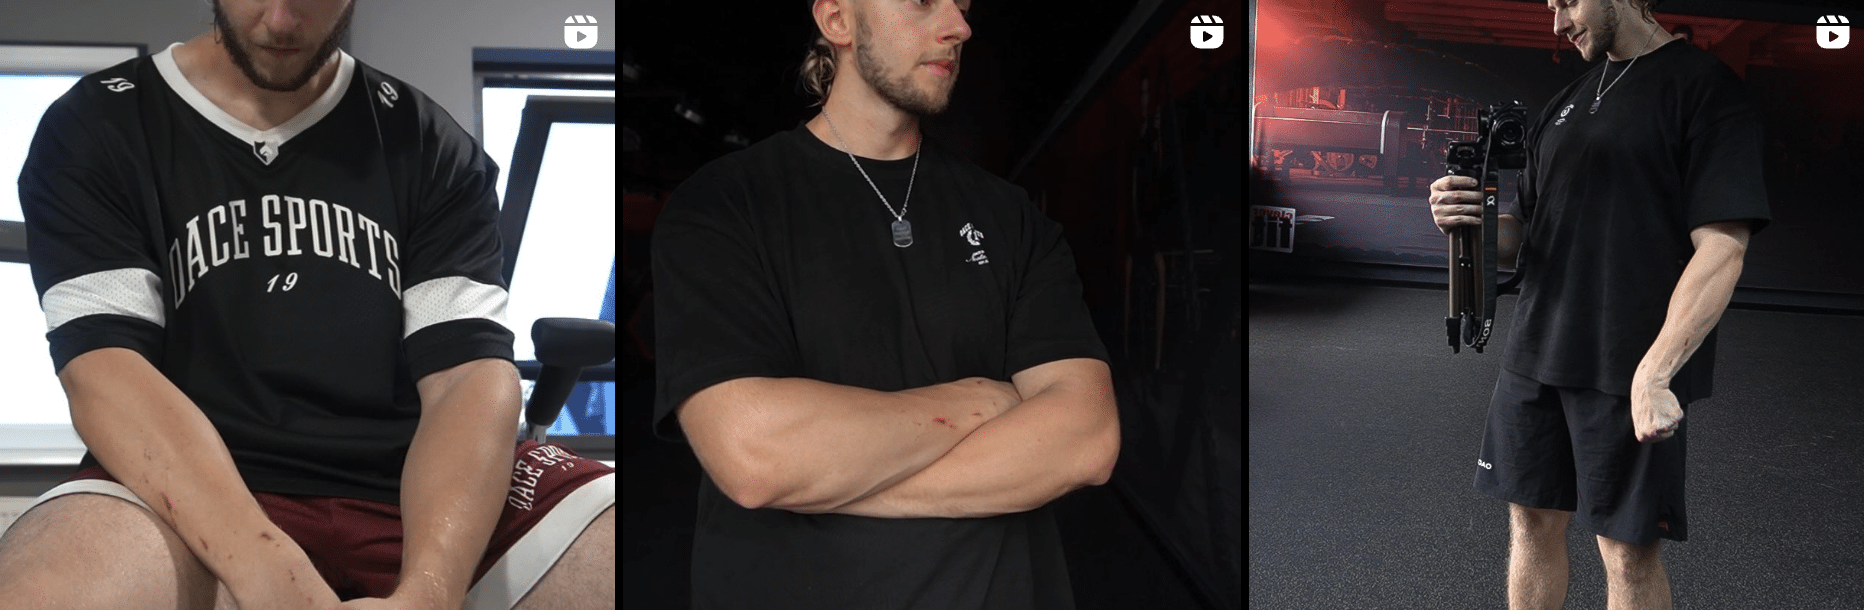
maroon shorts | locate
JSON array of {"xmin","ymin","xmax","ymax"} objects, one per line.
[{"xmin": 33, "ymin": 440, "xmax": 614, "ymax": 607}]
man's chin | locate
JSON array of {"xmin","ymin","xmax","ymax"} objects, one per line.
[
  {"xmin": 901, "ymin": 102, "xmax": 949, "ymax": 119},
  {"xmin": 915, "ymin": 89, "xmax": 956, "ymax": 117},
  {"xmin": 245, "ymin": 73, "xmax": 306, "ymax": 92},
  {"xmin": 243, "ymin": 61, "xmax": 323, "ymax": 92}
]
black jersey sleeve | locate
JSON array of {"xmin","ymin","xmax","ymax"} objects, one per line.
[
  {"xmin": 20, "ymin": 74, "xmax": 168, "ymax": 374},
  {"xmin": 1004, "ymin": 191, "xmax": 1109, "ymax": 377},
  {"xmin": 395, "ymin": 94, "xmax": 515, "ymax": 383},
  {"xmin": 649, "ymin": 161, "xmax": 799, "ymax": 444}
]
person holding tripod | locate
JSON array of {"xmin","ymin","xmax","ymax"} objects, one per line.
[{"xmin": 1426, "ymin": 0, "xmax": 1770, "ymax": 608}]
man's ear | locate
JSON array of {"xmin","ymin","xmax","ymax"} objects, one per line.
[{"xmin": 814, "ymin": 0, "xmax": 858, "ymax": 48}]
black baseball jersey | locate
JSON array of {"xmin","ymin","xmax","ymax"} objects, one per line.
[
  {"xmin": 652, "ymin": 121, "xmax": 1109, "ymax": 609},
  {"xmin": 18, "ymin": 44, "xmax": 515, "ymax": 506},
  {"xmin": 1505, "ymin": 37, "xmax": 1771, "ymax": 403}
]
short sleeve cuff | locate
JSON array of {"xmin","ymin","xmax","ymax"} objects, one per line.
[{"xmin": 403, "ymin": 318, "xmax": 515, "ymax": 382}]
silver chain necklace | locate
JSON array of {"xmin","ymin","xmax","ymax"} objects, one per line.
[
  {"xmin": 1591, "ymin": 25, "xmax": 1663, "ymax": 114},
  {"xmin": 822, "ymin": 111, "xmax": 919, "ymax": 248}
]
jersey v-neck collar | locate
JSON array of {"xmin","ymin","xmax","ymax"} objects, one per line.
[{"xmin": 152, "ymin": 42, "xmax": 355, "ymax": 166}]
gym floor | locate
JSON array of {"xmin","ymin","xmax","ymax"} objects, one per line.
[{"xmin": 1248, "ymin": 278, "xmax": 1864, "ymax": 608}]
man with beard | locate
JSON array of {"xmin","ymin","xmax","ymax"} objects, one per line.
[
  {"xmin": 1427, "ymin": 0, "xmax": 1769, "ymax": 608},
  {"xmin": 1, "ymin": 2, "xmax": 615, "ymax": 609},
  {"xmin": 650, "ymin": 0, "xmax": 1119, "ymax": 608}
]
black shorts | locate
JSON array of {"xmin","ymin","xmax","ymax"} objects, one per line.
[{"xmin": 1473, "ymin": 367, "xmax": 1688, "ymax": 545}]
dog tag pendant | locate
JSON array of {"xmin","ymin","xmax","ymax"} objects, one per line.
[
  {"xmin": 891, "ymin": 219, "xmax": 913, "ymax": 248},
  {"xmin": 1589, "ymin": 96, "xmax": 1602, "ymax": 114}
]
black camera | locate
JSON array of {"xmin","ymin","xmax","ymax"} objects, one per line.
[
  {"xmin": 1442, "ymin": 101, "xmax": 1529, "ymax": 354},
  {"xmin": 1445, "ymin": 102, "xmax": 1529, "ymax": 178}
]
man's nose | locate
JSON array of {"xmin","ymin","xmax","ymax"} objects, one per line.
[
  {"xmin": 938, "ymin": 3, "xmax": 971, "ymax": 44},
  {"xmin": 261, "ymin": 2, "xmax": 306, "ymax": 37}
]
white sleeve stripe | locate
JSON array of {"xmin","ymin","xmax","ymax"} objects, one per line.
[
  {"xmin": 41, "ymin": 268, "xmax": 166, "ymax": 332},
  {"xmin": 403, "ymin": 276, "xmax": 511, "ymax": 339}
]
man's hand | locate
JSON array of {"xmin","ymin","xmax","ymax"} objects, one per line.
[
  {"xmin": 1631, "ymin": 377, "xmax": 1684, "ymax": 443},
  {"xmin": 1428, "ymin": 175, "xmax": 1484, "ymax": 235},
  {"xmin": 230, "ymin": 573, "xmax": 344, "ymax": 610}
]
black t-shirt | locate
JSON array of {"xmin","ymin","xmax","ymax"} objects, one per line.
[
  {"xmin": 20, "ymin": 45, "xmax": 514, "ymax": 506},
  {"xmin": 1504, "ymin": 38, "xmax": 1771, "ymax": 403},
  {"xmin": 651, "ymin": 121, "xmax": 1108, "ymax": 609}
]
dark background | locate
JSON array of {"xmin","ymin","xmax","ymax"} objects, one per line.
[
  {"xmin": 1249, "ymin": 0, "xmax": 1864, "ymax": 312},
  {"xmin": 621, "ymin": 0, "xmax": 1243, "ymax": 608}
]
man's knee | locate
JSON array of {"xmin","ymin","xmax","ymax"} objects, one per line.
[
  {"xmin": 0, "ymin": 493, "xmax": 223, "ymax": 610},
  {"xmin": 1510, "ymin": 502, "xmax": 1573, "ymax": 534},
  {"xmin": 1596, "ymin": 535, "xmax": 1663, "ymax": 577}
]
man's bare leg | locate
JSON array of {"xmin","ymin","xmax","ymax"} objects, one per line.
[
  {"xmin": 0, "ymin": 493, "xmax": 235, "ymax": 610},
  {"xmin": 1598, "ymin": 535, "xmax": 1671, "ymax": 610},
  {"xmin": 1509, "ymin": 503, "xmax": 1572, "ymax": 610}
]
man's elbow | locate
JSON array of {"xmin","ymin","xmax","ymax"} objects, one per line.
[
  {"xmin": 741, "ymin": 475, "xmax": 834, "ymax": 513},
  {"xmin": 716, "ymin": 459, "xmax": 837, "ymax": 513},
  {"xmin": 716, "ymin": 469, "xmax": 797, "ymax": 511},
  {"xmin": 1080, "ymin": 422, "xmax": 1121, "ymax": 487},
  {"xmin": 720, "ymin": 477, "xmax": 773, "ymax": 510},
  {"xmin": 684, "ymin": 436, "xmax": 781, "ymax": 510}
]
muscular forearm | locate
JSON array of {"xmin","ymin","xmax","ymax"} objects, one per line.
[
  {"xmin": 736, "ymin": 377, "xmax": 1012, "ymax": 512},
  {"xmin": 810, "ymin": 384, "xmax": 1119, "ymax": 519},
  {"xmin": 1637, "ymin": 241, "xmax": 1746, "ymax": 386},
  {"xmin": 397, "ymin": 359, "xmax": 523, "ymax": 608},
  {"xmin": 61, "ymin": 348, "xmax": 333, "ymax": 608}
]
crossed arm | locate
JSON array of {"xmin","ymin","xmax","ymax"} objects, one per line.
[{"xmin": 779, "ymin": 358, "xmax": 1121, "ymax": 519}]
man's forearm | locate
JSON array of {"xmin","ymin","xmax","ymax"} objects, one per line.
[
  {"xmin": 1637, "ymin": 241, "xmax": 1745, "ymax": 387},
  {"xmin": 397, "ymin": 359, "xmax": 522, "ymax": 608},
  {"xmin": 61, "ymin": 348, "xmax": 333, "ymax": 608},
  {"xmin": 809, "ymin": 384, "xmax": 1119, "ymax": 519},
  {"xmin": 719, "ymin": 377, "xmax": 1013, "ymax": 511}
]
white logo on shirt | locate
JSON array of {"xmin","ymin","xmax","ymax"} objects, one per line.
[
  {"xmin": 100, "ymin": 77, "xmax": 135, "ymax": 92},
  {"xmin": 1554, "ymin": 103, "xmax": 1574, "ymax": 126},
  {"xmin": 251, "ymin": 141, "xmax": 279, "ymax": 165},
  {"xmin": 167, "ymin": 195, "xmax": 404, "ymax": 307},
  {"xmin": 959, "ymin": 223, "xmax": 988, "ymax": 265},
  {"xmin": 959, "ymin": 222, "xmax": 984, "ymax": 246},
  {"xmin": 1477, "ymin": 459, "xmax": 1493, "ymax": 470}
]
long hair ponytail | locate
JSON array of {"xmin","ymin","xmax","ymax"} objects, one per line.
[{"xmin": 798, "ymin": 35, "xmax": 839, "ymax": 108}]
